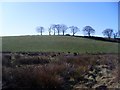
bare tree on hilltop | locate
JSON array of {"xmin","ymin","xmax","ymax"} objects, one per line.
[
  {"xmin": 113, "ymin": 30, "xmax": 120, "ymax": 39},
  {"xmin": 117, "ymin": 30, "xmax": 120, "ymax": 37},
  {"xmin": 83, "ymin": 26, "xmax": 95, "ymax": 37},
  {"xmin": 102, "ymin": 29, "xmax": 113, "ymax": 39},
  {"xmin": 50, "ymin": 24, "xmax": 56, "ymax": 35},
  {"xmin": 69, "ymin": 26, "xmax": 79, "ymax": 36},
  {"xmin": 48, "ymin": 27, "xmax": 52, "ymax": 35},
  {"xmin": 113, "ymin": 32, "xmax": 118, "ymax": 39},
  {"xmin": 55, "ymin": 24, "xmax": 62, "ymax": 35},
  {"xmin": 36, "ymin": 26, "xmax": 44, "ymax": 35},
  {"xmin": 60, "ymin": 24, "xmax": 68, "ymax": 35}
]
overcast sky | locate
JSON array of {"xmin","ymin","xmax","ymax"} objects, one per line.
[{"xmin": 0, "ymin": 2, "xmax": 118, "ymax": 36}]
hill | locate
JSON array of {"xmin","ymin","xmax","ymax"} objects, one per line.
[{"xmin": 1, "ymin": 35, "xmax": 119, "ymax": 53}]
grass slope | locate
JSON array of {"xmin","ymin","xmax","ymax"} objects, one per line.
[{"xmin": 2, "ymin": 35, "xmax": 118, "ymax": 53}]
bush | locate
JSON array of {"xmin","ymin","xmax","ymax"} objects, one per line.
[
  {"xmin": 15, "ymin": 56, "xmax": 50, "ymax": 65},
  {"xmin": 2, "ymin": 53, "xmax": 119, "ymax": 89},
  {"xmin": 2, "ymin": 65, "xmax": 65, "ymax": 89},
  {"xmin": 65, "ymin": 34, "xmax": 71, "ymax": 36}
]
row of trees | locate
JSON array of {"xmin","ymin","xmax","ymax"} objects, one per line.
[{"xmin": 36, "ymin": 24, "xmax": 120, "ymax": 39}]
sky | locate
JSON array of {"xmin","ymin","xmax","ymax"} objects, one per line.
[{"xmin": 0, "ymin": 2, "xmax": 118, "ymax": 37}]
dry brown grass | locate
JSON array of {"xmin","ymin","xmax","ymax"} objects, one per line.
[{"xmin": 2, "ymin": 52, "xmax": 119, "ymax": 90}]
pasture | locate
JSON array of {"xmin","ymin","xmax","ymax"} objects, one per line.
[{"xmin": 2, "ymin": 35, "xmax": 118, "ymax": 53}]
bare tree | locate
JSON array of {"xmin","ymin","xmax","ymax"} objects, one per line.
[
  {"xmin": 113, "ymin": 32, "xmax": 118, "ymax": 39},
  {"xmin": 69, "ymin": 26, "xmax": 79, "ymax": 36},
  {"xmin": 60, "ymin": 24, "xmax": 68, "ymax": 35},
  {"xmin": 55, "ymin": 24, "xmax": 61, "ymax": 35},
  {"xmin": 118, "ymin": 30, "xmax": 120, "ymax": 37},
  {"xmin": 36, "ymin": 26, "xmax": 44, "ymax": 35},
  {"xmin": 50, "ymin": 24, "xmax": 56, "ymax": 35},
  {"xmin": 48, "ymin": 27, "xmax": 52, "ymax": 35},
  {"xmin": 102, "ymin": 29, "xmax": 113, "ymax": 39},
  {"xmin": 113, "ymin": 30, "xmax": 120, "ymax": 38},
  {"xmin": 83, "ymin": 26, "xmax": 95, "ymax": 37}
]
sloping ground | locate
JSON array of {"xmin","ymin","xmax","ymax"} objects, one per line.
[
  {"xmin": 73, "ymin": 63, "xmax": 119, "ymax": 89},
  {"xmin": 75, "ymin": 36, "xmax": 120, "ymax": 43},
  {"xmin": 2, "ymin": 35, "xmax": 119, "ymax": 53},
  {"xmin": 2, "ymin": 52, "xmax": 119, "ymax": 90}
]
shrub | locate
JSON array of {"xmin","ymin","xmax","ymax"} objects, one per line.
[
  {"xmin": 2, "ymin": 55, "xmax": 12, "ymax": 67},
  {"xmin": 2, "ymin": 65, "xmax": 65, "ymax": 89},
  {"xmin": 65, "ymin": 34, "xmax": 71, "ymax": 36},
  {"xmin": 15, "ymin": 56, "xmax": 50, "ymax": 65}
]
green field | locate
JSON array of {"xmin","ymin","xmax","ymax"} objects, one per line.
[{"xmin": 1, "ymin": 35, "xmax": 118, "ymax": 53}]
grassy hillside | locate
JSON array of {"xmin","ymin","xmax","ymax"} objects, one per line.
[{"xmin": 2, "ymin": 35, "xmax": 118, "ymax": 53}]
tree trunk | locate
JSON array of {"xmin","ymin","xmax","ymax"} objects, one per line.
[
  {"xmin": 58, "ymin": 30, "xmax": 59, "ymax": 35},
  {"xmin": 73, "ymin": 30, "xmax": 75, "ymax": 36},
  {"xmin": 54, "ymin": 30, "xmax": 55, "ymax": 35},
  {"xmin": 88, "ymin": 32, "xmax": 90, "ymax": 37},
  {"xmin": 41, "ymin": 31, "xmax": 42, "ymax": 35},
  {"xmin": 63, "ymin": 31, "xmax": 64, "ymax": 35},
  {"xmin": 73, "ymin": 33, "xmax": 74, "ymax": 36}
]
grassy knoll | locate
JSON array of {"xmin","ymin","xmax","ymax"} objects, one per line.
[{"xmin": 2, "ymin": 35, "xmax": 118, "ymax": 53}]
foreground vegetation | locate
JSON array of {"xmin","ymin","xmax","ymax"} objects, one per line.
[
  {"xmin": 2, "ymin": 35, "xmax": 118, "ymax": 53},
  {"xmin": 2, "ymin": 35, "xmax": 119, "ymax": 89},
  {"xmin": 2, "ymin": 52, "xmax": 120, "ymax": 90}
]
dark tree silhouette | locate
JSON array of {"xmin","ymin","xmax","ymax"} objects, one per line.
[
  {"xmin": 83, "ymin": 26, "xmax": 95, "ymax": 37},
  {"xmin": 36, "ymin": 26, "xmax": 44, "ymax": 35},
  {"xmin": 60, "ymin": 24, "xmax": 68, "ymax": 35},
  {"xmin": 113, "ymin": 30, "xmax": 120, "ymax": 38},
  {"xmin": 113, "ymin": 32, "xmax": 118, "ymax": 39},
  {"xmin": 102, "ymin": 29, "xmax": 113, "ymax": 39},
  {"xmin": 50, "ymin": 24, "xmax": 56, "ymax": 35},
  {"xmin": 69, "ymin": 26, "xmax": 79, "ymax": 36},
  {"xmin": 48, "ymin": 27, "xmax": 52, "ymax": 35},
  {"xmin": 55, "ymin": 24, "xmax": 61, "ymax": 35},
  {"xmin": 118, "ymin": 30, "xmax": 120, "ymax": 37}
]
